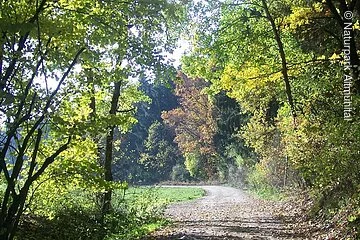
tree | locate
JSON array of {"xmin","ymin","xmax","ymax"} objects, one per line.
[
  {"xmin": 213, "ymin": 92, "xmax": 257, "ymax": 183},
  {"xmin": 162, "ymin": 73, "xmax": 218, "ymax": 179},
  {"xmin": 324, "ymin": 0, "xmax": 360, "ymax": 92},
  {"xmin": 139, "ymin": 121, "xmax": 183, "ymax": 182},
  {"xmin": 0, "ymin": 39, "xmax": 83, "ymax": 240}
]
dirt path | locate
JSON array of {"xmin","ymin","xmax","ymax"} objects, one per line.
[{"xmin": 143, "ymin": 186, "xmax": 310, "ymax": 240}]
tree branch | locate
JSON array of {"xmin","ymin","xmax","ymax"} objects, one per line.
[
  {"xmin": 325, "ymin": 0, "xmax": 344, "ymax": 26},
  {"xmin": 261, "ymin": 0, "xmax": 297, "ymax": 120},
  {"xmin": 117, "ymin": 107, "xmax": 135, "ymax": 113},
  {"xmin": 31, "ymin": 136, "xmax": 71, "ymax": 182},
  {"xmin": 27, "ymin": 129, "xmax": 42, "ymax": 179}
]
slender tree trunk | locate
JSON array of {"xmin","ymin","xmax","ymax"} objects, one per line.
[
  {"xmin": 261, "ymin": 0, "xmax": 297, "ymax": 121},
  {"xmin": 102, "ymin": 129, "xmax": 115, "ymax": 215},
  {"xmin": 89, "ymin": 79, "xmax": 96, "ymax": 121},
  {"xmin": 0, "ymin": 186, "xmax": 30, "ymax": 240},
  {"xmin": 0, "ymin": 194, "xmax": 21, "ymax": 240},
  {"xmin": 102, "ymin": 81, "xmax": 122, "ymax": 216},
  {"xmin": 86, "ymin": 71, "xmax": 106, "ymax": 213},
  {"xmin": 283, "ymin": 155, "xmax": 288, "ymax": 188}
]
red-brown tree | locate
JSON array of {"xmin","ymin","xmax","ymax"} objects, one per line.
[{"xmin": 162, "ymin": 72, "xmax": 218, "ymax": 179}]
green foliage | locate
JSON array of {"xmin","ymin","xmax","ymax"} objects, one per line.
[
  {"xmin": 17, "ymin": 185, "xmax": 205, "ymax": 240},
  {"xmin": 16, "ymin": 187, "xmax": 166, "ymax": 240},
  {"xmin": 139, "ymin": 121, "xmax": 183, "ymax": 182},
  {"xmin": 103, "ymin": 189, "xmax": 167, "ymax": 240},
  {"xmin": 213, "ymin": 92, "xmax": 257, "ymax": 184},
  {"xmin": 247, "ymin": 164, "xmax": 284, "ymax": 201},
  {"xmin": 113, "ymin": 79, "xmax": 181, "ymax": 184},
  {"xmin": 0, "ymin": 0, "xmax": 186, "ymax": 238},
  {"xmin": 170, "ymin": 164, "xmax": 191, "ymax": 182},
  {"xmin": 184, "ymin": 152, "xmax": 204, "ymax": 178},
  {"xmin": 2, "ymin": 0, "xmax": 360, "ymax": 238},
  {"xmin": 16, "ymin": 186, "xmax": 205, "ymax": 239}
]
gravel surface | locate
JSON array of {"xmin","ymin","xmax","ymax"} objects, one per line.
[{"xmin": 143, "ymin": 186, "xmax": 310, "ymax": 240}]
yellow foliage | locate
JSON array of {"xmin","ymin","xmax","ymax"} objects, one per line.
[
  {"xmin": 329, "ymin": 53, "xmax": 341, "ymax": 61},
  {"xmin": 219, "ymin": 63, "xmax": 282, "ymax": 112},
  {"xmin": 354, "ymin": 20, "xmax": 360, "ymax": 30},
  {"xmin": 284, "ymin": 7, "xmax": 312, "ymax": 30},
  {"xmin": 284, "ymin": 4, "xmax": 322, "ymax": 30}
]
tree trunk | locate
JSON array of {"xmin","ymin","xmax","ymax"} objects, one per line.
[
  {"xmin": 261, "ymin": 0, "xmax": 297, "ymax": 121},
  {"xmin": 102, "ymin": 81, "xmax": 122, "ymax": 216},
  {"xmin": 0, "ymin": 186, "xmax": 30, "ymax": 240},
  {"xmin": 0, "ymin": 194, "xmax": 22, "ymax": 240}
]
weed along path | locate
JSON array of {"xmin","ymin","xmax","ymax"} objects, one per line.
[{"xmin": 143, "ymin": 186, "xmax": 309, "ymax": 240}]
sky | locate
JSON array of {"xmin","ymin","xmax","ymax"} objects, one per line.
[{"xmin": 168, "ymin": 39, "xmax": 191, "ymax": 68}]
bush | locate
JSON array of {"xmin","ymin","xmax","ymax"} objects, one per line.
[
  {"xmin": 170, "ymin": 164, "xmax": 191, "ymax": 182},
  {"xmin": 16, "ymin": 188, "xmax": 168, "ymax": 240},
  {"xmin": 247, "ymin": 163, "xmax": 283, "ymax": 200}
]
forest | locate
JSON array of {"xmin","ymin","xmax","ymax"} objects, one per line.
[{"xmin": 0, "ymin": 0, "xmax": 359, "ymax": 239}]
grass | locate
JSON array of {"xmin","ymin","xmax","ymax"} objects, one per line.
[
  {"xmin": 14, "ymin": 186, "xmax": 205, "ymax": 240},
  {"xmin": 105, "ymin": 219, "xmax": 169, "ymax": 240},
  {"xmin": 123, "ymin": 186, "xmax": 206, "ymax": 203},
  {"xmin": 108, "ymin": 186, "xmax": 205, "ymax": 239}
]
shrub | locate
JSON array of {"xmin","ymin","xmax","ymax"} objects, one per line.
[
  {"xmin": 170, "ymin": 164, "xmax": 191, "ymax": 182},
  {"xmin": 16, "ymin": 188, "xmax": 168, "ymax": 240}
]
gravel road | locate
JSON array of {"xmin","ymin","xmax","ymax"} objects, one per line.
[{"xmin": 143, "ymin": 186, "xmax": 309, "ymax": 240}]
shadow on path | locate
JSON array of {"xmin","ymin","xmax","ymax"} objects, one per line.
[
  {"xmin": 142, "ymin": 186, "xmax": 312, "ymax": 240},
  {"xmin": 143, "ymin": 217, "xmax": 310, "ymax": 239}
]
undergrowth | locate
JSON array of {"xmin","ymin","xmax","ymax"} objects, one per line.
[
  {"xmin": 16, "ymin": 187, "xmax": 167, "ymax": 240},
  {"xmin": 15, "ymin": 186, "xmax": 205, "ymax": 240}
]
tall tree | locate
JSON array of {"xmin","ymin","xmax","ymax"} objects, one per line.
[
  {"xmin": 102, "ymin": 81, "xmax": 121, "ymax": 215},
  {"xmin": 213, "ymin": 92, "xmax": 257, "ymax": 182},
  {"xmin": 162, "ymin": 73, "xmax": 218, "ymax": 179}
]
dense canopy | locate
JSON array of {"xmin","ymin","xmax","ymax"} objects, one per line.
[{"xmin": 0, "ymin": 0, "xmax": 359, "ymax": 239}]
